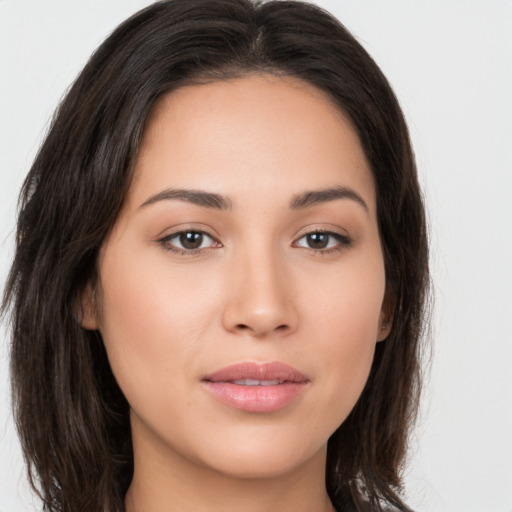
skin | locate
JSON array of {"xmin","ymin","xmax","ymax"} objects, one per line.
[{"xmin": 82, "ymin": 74, "xmax": 391, "ymax": 512}]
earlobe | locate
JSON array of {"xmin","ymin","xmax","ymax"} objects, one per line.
[
  {"xmin": 79, "ymin": 284, "xmax": 100, "ymax": 330},
  {"xmin": 377, "ymin": 315, "xmax": 392, "ymax": 341},
  {"xmin": 377, "ymin": 289, "xmax": 395, "ymax": 342}
]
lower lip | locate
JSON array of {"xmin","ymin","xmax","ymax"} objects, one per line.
[{"xmin": 202, "ymin": 381, "xmax": 308, "ymax": 413}]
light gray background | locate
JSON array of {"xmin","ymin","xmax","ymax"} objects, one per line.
[{"xmin": 1, "ymin": 1, "xmax": 511, "ymax": 511}]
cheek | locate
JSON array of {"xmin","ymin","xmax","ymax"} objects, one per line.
[
  {"xmin": 95, "ymin": 246, "xmax": 222, "ymax": 404},
  {"xmin": 301, "ymin": 257, "xmax": 385, "ymax": 428},
  {"xmin": 305, "ymin": 254, "xmax": 385, "ymax": 346}
]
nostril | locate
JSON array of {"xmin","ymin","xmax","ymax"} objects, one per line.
[{"xmin": 234, "ymin": 323, "xmax": 290, "ymax": 334}]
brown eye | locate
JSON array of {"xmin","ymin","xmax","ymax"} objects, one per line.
[
  {"xmin": 295, "ymin": 231, "xmax": 351, "ymax": 251},
  {"xmin": 305, "ymin": 233, "xmax": 330, "ymax": 249},
  {"xmin": 160, "ymin": 230, "xmax": 218, "ymax": 253},
  {"xmin": 179, "ymin": 231, "xmax": 204, "ymax": 249}
]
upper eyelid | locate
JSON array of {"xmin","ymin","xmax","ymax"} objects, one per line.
[
  {"xmin": 164, "ymin": 228, "xmax": 214, "ymax": 239},
  {"xmin": 157, "ymin": 224, "xmax": 220, "ymax": 240},
  {"xmin": 160, "ymin": 229, "xmax": 219, "ymax": 244},
  {"xmin": 292, "ymin": 226, "xmax": 350, "ymax": 241},
  {"xmin": 294, "ymin": 231, "xmax": 350, "ymax": 244}
]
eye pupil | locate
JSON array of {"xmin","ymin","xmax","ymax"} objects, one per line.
[
  {"xmin": 307, "ymin": 233, "xmax": 329, "ymax": 249},
  {"xmin": 180, "ymin": 231, "xmax": 203, "ymax": 249}
]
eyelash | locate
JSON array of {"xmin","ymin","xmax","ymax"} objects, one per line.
[
  {"xmin": 158, "ymin": 230, "xmax": 220, "ymax": 255},
  {"xmin": 292, "ymin": 230, "xmax": 352, "ymax": 254},
  {"xmin": 157, "ymin": 229, "xmax": 351, "ymax": 255}
]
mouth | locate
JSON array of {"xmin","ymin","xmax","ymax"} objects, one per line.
[
  {"xmin": 230, "ymin": 379, "xmax": 285, "ymax": 386},
  {"xmin": 202, "ymin": 362, "xmax": 309, "ymax": 413}
]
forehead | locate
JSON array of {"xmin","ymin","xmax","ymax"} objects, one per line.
[{"xmin": 130, "ymin": 74, "xmax": 375, "ymax": 212}]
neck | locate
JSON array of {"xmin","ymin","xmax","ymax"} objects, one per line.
[{"xmin": 125, "ymin": 427, "xmax": 335, "ymax": 512}]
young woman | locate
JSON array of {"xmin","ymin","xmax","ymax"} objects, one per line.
[{"xmin": 2, "ymin": 1, "xmax": 429, "ymax": 511}]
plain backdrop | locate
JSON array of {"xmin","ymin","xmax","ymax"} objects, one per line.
[{"xmin": 1, "ymin": 1, "xmax": 511, "ymax": 511}]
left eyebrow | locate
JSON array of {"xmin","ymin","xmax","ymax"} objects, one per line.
[{"xmin": 290, "ymin": 186, "xmax": 369, "ymax": 212}]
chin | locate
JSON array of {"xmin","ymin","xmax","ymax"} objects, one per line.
[
  {"xmin": 210, "ymin": 453, "xmax": 314, "ymax": 480},
  {"xmin": 193, "ymin": 428, "xmax": 327, "ymax": 480}
]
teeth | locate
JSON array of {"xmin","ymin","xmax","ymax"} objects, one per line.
[{"xmin": 232, "ymin": 379, "xmax": 282, "ymax": 386}]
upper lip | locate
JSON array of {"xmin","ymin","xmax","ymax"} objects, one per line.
[{"xmin": 203, "ymin": 362, "xmax": 309, "ymax": 383}]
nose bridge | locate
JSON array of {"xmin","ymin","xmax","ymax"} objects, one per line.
[{"xmin": 222, "ymin": 239, "xmax": 297, "ymax": 338}]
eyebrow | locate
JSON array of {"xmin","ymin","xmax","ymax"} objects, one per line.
[
  {"xmin": 139, "ymin": 188, "xmax": 232, "ymax": 210},
  {"xmin": 290, "ymin": 186, "xmax": 369, "ymax": 212},
  {"xmin": 139, "ymin": 185, "xmax": 368, "ymax": 212}
]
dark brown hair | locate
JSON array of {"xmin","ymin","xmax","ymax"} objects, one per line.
[{"xmin": 2, "ymin": 1, "xmax": 429, "ymax": 511}]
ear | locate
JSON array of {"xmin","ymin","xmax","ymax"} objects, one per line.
[
  {"xmin": 377, "ymin": 289, "xmax": 395, "ymax": 342},
  {"xmin": 79, "ymin": 283, "xmax": 100, "ymax": 330}
]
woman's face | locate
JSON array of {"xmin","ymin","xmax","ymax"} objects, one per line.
[{"xmin": 83, "ymin": 75, "xmax": 390, "ymax": 479}]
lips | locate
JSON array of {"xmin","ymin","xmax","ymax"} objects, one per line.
[{"xmin": 202, "ymin": 362, "xmax": 309, "ymax": 413}]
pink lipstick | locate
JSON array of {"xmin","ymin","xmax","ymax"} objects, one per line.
[{"xmin": 202, "ymin": 362, "xmax": 309, "ymax": 413}]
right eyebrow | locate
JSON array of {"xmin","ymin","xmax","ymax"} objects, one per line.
[{"xmin": 138, "ymin": 188, "xmax": 232, "ymax": 210}]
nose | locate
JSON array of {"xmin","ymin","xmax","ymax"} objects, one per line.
[{"xmin": 221, "ymin": 249, "xmax": 298, "ymax": 339}]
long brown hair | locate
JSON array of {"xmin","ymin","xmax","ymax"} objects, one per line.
[{"xmin": 2, "ymin": 1, "xmax": 429, "ymax": 511}]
